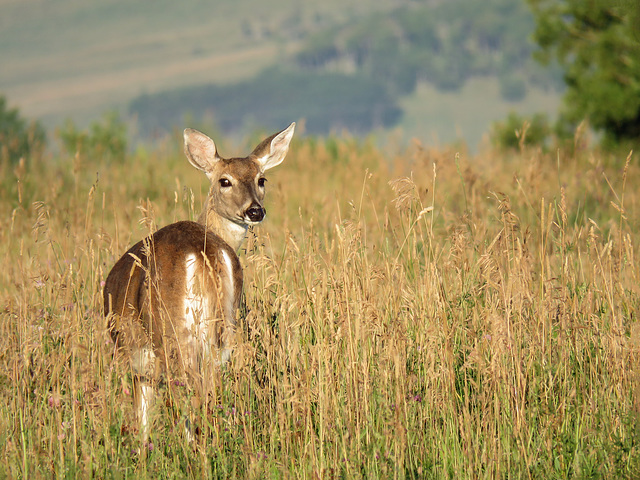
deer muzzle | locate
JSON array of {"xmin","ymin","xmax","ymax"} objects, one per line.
[{"xmin": 245, "ymin": 204, "xmax": 266, "ymax": 223}]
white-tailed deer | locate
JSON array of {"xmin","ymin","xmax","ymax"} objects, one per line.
[{"xmin": 103, "ymin": 123, "xmax": 295, "ymax": 440}]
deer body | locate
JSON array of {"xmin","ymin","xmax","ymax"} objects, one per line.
[{"xmin": 103, "ymin": 123, "xmax": 295, "ymax": 438}]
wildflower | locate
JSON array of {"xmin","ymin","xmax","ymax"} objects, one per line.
[{"xmin": 48, "ymin": 395, "xmax": 61, "ymax": 408}]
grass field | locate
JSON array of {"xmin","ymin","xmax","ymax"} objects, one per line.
[{"xmin": 0, "ymin": 128, "xmax": 639, "ymax": 478}]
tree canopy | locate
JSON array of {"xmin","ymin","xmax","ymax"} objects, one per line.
[{"xmin": 528, "ymin": 0, "xmax": 640, "ymax": 145}]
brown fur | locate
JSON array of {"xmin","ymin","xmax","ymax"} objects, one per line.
[{"xmin": 102, "ymin": 123, "xmax": 295, "ymax": 439}]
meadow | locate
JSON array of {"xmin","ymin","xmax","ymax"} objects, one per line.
[{"xmin": 0, "ymin": 127, "xmax": 638, "ymax": 478}]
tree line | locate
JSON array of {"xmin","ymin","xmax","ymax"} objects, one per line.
[{"xmin": 129, "ymin": 68, "xmax": 401, "ymax": 138}]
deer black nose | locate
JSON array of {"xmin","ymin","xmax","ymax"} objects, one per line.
[{"xmin": 246, "ymin": 205, "xmax": 265, "ymax": 223}]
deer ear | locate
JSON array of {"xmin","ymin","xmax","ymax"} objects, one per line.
[
  {"xmin": 254, "ymin": 122, "xmax": 295, "ymax": 171},
  {"xmin": 184, "ymin": 128, "xmax": 220, "ymax": 175}
]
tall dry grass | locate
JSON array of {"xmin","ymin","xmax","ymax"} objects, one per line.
[{"xmin": 0, "ymin": 132, "xmax": 639, "ymax": 478}]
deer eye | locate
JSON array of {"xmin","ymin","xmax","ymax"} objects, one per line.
[
  {"xmin": 258, "ymin": 177, "xmax": 266, "ymax": 188},
  {"xmin": 219, "ymin": 178, "xmax": 232, "ymax": 188}
]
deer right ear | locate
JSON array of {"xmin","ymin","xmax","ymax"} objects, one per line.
[
  {"xmin": 184, "ymin": 128, "xmax": 220, "ymax": 175},
  {"xmin": 254, "ymin": 122, "xmax": 295, "ymax": 171}
]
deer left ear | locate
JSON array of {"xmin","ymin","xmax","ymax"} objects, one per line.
[
  {"xmin": 184, "ymin": 128, "xmax": 221, "ymax": 176},
  {"xmin": 255, "ymin": 122, "xmax": 295, "ymax": 171}
]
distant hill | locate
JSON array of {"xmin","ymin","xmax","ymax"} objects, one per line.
[
  {"xmin": 128, "ymin": 0, "xmax": 563, "ymax": 142},
  {"xmin": 1, "ymin": 0, "xmax": 400, "ymax": 128},
  {"xmin": 2, "ymin": 0, "xmax": 563, "ymax": 146}
]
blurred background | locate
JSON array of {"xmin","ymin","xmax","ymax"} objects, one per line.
[
  {"xmin": 1, "ymin": 0, "xmax": 638, "ymax": 155},
  {"xmin": 1, "ymin": 0, "xmax": 567, "ymax": 151}
]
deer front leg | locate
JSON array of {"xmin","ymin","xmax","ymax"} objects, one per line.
[{"xmin": 133, "ymin": 375, "xmax": 154, "ymax": 444}]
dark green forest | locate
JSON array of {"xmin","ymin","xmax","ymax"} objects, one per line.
[
  {"xmin": 130, "ymin": 0, "xmax": 562, "ymax": 137},
  {"xmin": 130, "ymin": 69, "xmax": 401, "ymax": 137}
]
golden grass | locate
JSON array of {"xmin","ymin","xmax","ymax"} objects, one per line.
[{"xmin": 0, "ymin": 133, "xmax": 639, "ymax": 478}]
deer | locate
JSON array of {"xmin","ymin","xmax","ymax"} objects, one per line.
[{"xmin": 103, "ymin": 122, "xmax": 295, "ymax": 441}]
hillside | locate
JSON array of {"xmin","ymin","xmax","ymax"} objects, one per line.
[
  {"xmin": 1, "ymin": 0, "xmax": 398, "ymax": 126},
  {"xmin": 2, "ymin": 0, "xmax": 562, "ymax": 147}
]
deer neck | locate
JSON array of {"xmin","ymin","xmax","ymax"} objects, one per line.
[{"xmin": 197, "ymin": 208, "xmax": 248, "ymax": 253}]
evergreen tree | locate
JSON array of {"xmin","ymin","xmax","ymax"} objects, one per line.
[{"xmin": 528, "ymin": 0, "xmax": 640, "ymax": 144}]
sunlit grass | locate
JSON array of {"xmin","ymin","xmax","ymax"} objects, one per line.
[{"xmin": 0, "ymin": 133, "xmax": 639, "ymax": 478}]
